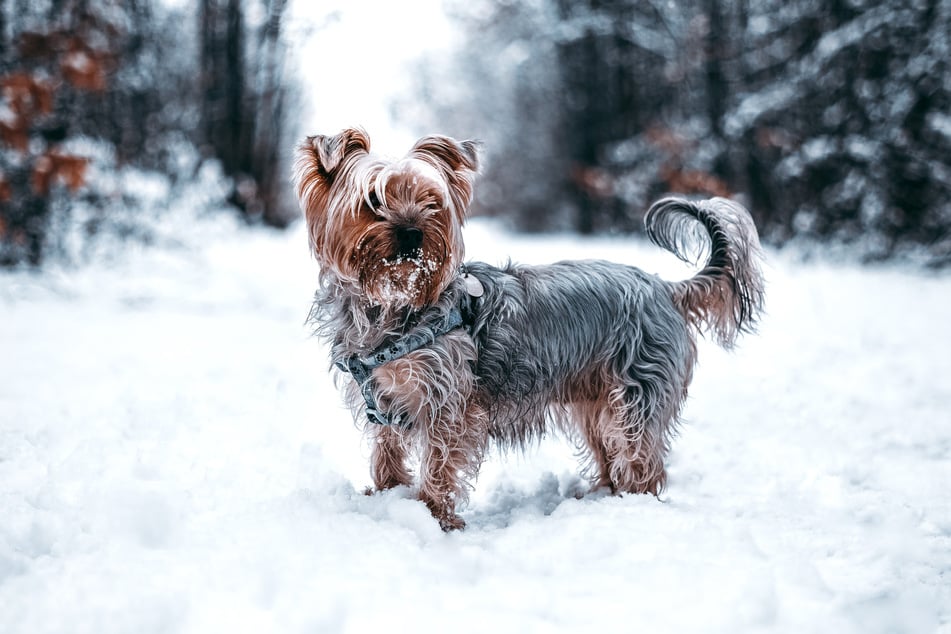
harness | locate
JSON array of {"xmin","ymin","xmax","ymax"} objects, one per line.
[{"xmin": 335, "ymin": 271, "xmax": 484, "ymax": 427}]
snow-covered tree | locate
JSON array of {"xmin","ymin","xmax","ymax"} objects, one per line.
[
  {"xmin": 0, "ymin": 0, "xmax": 297, "ymax": 267},
  {"xmin": 400, "ymin": 0, "xmax": 951, "ymax": 264}
]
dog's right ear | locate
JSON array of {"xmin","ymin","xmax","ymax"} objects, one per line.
[{"xmin": 295, "ymin": 128, "xmax": 371, "ymax": 254}]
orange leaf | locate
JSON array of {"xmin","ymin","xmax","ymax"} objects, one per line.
[
  {"xmin": 61, "ymin": 51, "xmax": 106, "ymax": 91},
  {"xmin": 31, "ymin": 152, "xmax": 89, "ymax": 194},
  {"xmin": 53, "ymin": 154, "xmax": 89, "ymax": 192},
  {"xmin": 1, "ymin": 72, "xmax": 56, "ymax": 120},
  {"xmin": 0, "ymin": 120, "xmax": 30, "ymax": 152},
  {"xmin": 660, "ymin": 165, "xmax": 731, "ymax": 198},
  {"xmin": 32, "ymin": 154, "xmax": 53, "ymax": 195}
]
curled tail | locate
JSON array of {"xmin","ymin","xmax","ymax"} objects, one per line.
[{"xmin": 644, "ymin": 197, "xmax": 766, "ymax": 349}]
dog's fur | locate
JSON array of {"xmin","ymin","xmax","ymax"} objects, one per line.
[{"xmin": 296, "ymin": 128, "xmax": 765, "ymax": 530}]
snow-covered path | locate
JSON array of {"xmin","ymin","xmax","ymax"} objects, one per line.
[{"xmin": 1, "ymin": 221, "xmax": 949, "ymax": 633}]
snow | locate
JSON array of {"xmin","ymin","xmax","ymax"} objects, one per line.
[
  {"xmin": 929, "ymin": 111, "xmax": 951, "ymax": 145},
  {"xmin": 2, "ymin": 217, "xmax": 951, "ymax": 633},
  {"xmin": 375, "ymin": 253, "xmax": 441, "ymax": 304}
]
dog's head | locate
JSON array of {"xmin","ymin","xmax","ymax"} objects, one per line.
[{"xmin": 296, "ymin": 128, "xmax": 479, "ymax": 308}]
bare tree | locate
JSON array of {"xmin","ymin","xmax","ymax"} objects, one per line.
[{"xmin": 199, "ymin": 0, "xmax": 294, "ymax": 227}]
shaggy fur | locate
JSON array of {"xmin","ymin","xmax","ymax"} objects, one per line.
[{"xmin": 296, "ymin": 128, "xmax": 766, "ymax": 530}]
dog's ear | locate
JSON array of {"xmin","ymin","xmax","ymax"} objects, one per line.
[
  {"xmin": 295, "ymin": 128, "xmax": 371, "ymax": 254},
  {"xmin": 299, "ymin": 128, "xmax": 371, "ymax": 182},
  {"xmin": 411, "ymin": 135, "xmax": 479, "ymax": 173},
  {"xmin": 410, "ymin": 135, "xmax": 481, "ymax": 219}
]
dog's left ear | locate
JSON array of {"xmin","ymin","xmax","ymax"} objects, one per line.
[{"xmin": 411, "ymin": 135, "xmax": 481, "ymax": 218}]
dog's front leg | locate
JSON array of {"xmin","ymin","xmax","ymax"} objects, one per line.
[
  {"xmin": 417, "ymin": 401, "xmax": 486, "ymax": 531},
  {"xmin": 369, "ymin": 425, "xmax": 412, "ymax": 491},
  {"xmin": 373, "ymin": 344, "xmax": 486, "ymax": 529}
]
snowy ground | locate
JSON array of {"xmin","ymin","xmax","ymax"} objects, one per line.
[{"xmin": 1, "ymin": 217, "xmax": 950, "ymax": 633}]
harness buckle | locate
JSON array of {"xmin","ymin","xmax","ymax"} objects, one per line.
[{"xmin": 365, "ymin": 405, "xmax": 403, "ymax": 427}]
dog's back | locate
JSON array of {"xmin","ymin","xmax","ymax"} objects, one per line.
[{"xmin": 464, "ymin": 260, "xmax": 694, "ymax": 438}]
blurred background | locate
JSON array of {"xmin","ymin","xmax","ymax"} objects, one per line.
[{"xmin": 1, "ymin": 0, "xmax": 949, "ymax": 268}]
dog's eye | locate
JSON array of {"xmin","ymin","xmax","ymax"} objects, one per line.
[
  {"xmin": 367, "ymin": 191, "xmax": 381, "ymax": 210},
  {"xmin": 420, "ymin": 197, "xmax": 441, "ymax": 213}
]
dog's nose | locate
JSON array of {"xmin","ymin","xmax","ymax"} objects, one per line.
[{"xmin": 395, "ymin": 226, "xmax": 424, "ymax": 255}]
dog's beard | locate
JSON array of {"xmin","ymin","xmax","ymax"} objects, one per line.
[
  {"xmin": 354, "ymin": 223, "xmax": 453, "ymax": 308},
  {"xmin": 367, "ymin": 255, "xmax": 441, "ymax": 307}
]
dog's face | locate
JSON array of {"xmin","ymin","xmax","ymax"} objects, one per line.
[{"xmin": 296, "ymin": 128, "xmax": 479, "ymax": 308}]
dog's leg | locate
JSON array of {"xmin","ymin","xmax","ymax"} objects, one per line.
[
  {"xmin": 584, "ymin": 385, "xmax": 674, "ymax": 496},
  {"xmin": 372, "ymin": 335, "xmax": 486, "ymax": 530},
  {"xmin": 571, "ymin": 401, "xmax": 615, "ymax": 492},
  {"xmin": 417, "ymin": 401, "xmax": 487, "ymax": 531},
  {"xmin": 614, "ymin": 415, "xmax": 669, "ymax": 496},
  {"xmin": 369, "ymin": 425, "xmax": 412, "ymax": 491}
]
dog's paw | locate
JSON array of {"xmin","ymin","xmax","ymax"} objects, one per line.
[{"xmin": 438, "ymin": 513, "xmax": 466, "ymax": 532}]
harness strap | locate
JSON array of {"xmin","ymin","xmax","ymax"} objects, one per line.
[{"xmin": 335, "ymin": 306, "xmax": 467, "ymax": 426}]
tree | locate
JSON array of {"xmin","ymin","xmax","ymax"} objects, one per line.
[
  {"xmin": 0, "ymin": 0, "xmax": 119, "ymax": 265},
  {"xmin": 400, "ymin": 0, "xmax": 951, "ymax": 265},
  {"xmin": 199, "ymin": 0, "xmax": 294, "ymax": 227},
  {"xmin": 1, "ymin": 0, "xmax": 299, "ymax": 267}
]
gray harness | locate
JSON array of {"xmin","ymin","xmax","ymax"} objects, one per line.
[{"xmin": 335, "ymin": 272, "xmax": 483, "ymax": 427}]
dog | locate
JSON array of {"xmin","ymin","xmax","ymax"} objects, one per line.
[{"xmin": 296, "ymin": 128, "xmax": 765, "ymax": 530}]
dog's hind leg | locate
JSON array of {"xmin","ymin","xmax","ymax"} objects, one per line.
[
  {"xmin": 584, "ymin": 382, "xmax": 678, "ymax": 496},
  {"xmin": 610, "ymin": 410, "xmax": 670, "ymax": 496},
  {"xmin": 570, "ymin": 400, "xmax": 615, "ymax": 492},
  {"xmin": 603, "ymin": 306, "xmax": 694, "ymax": 495}
]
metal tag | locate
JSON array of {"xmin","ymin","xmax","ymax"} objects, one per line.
[{"xmin": 463, "ymin": 273, "xmax": 484, "ymax": 298}]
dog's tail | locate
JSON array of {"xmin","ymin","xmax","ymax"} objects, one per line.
[{"xmin": 644, "ymin": 197, "xmax": 766, "ymax": 349}]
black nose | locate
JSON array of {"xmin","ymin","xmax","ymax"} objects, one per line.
[{"xmin": 395, "ymin": 226, "xmax": 423, "ymax": 255}]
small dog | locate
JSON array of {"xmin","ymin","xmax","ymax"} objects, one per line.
[{"xmin": 296, "ymin": 128, "xmax": 765, "ymax": 530}]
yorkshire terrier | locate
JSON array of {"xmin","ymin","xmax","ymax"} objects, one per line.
[{"xmin": 296, "ymin": 128, "xmax": 765, "ymax": 530}]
